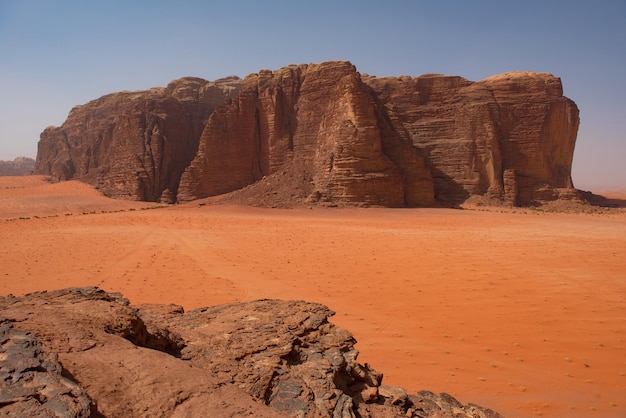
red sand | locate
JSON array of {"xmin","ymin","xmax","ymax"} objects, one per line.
[{"xmin": 1, "ymin": 176, "xmax": 625, "ymax": 417}]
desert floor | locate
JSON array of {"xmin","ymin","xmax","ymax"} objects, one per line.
[{"xmin": 1, "ymin": 176, "xmax": 625, "ymax": 417}]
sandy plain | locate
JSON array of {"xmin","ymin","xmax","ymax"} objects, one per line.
[{"xmin": 1, "ymin": 176, "xmax": 625, "ymax": 417}]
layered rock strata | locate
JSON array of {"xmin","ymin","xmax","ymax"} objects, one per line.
[
  {"xmin": 0, "ymin": 287, "xmax": 502, "ymax": 417},
  {"xmin": 363, "ymin": 71, "xmax": 579, "ymax": 205},
  {"xmin": 35, "ymin": 77, "xmax": 241, "ymax": 202},
  {"xmin": 36, "ymin": 61, "xmax": 579, "ymax": 207},
  {"xmin": 177, "ymin": 62, "xmax": 434, "ymax": 206}
]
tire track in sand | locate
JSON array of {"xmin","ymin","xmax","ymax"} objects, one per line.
[
  {"xmin": 163, "ymin": 227, "xmax": 250, "ymax": 303},
  {"xmin": 92, "ymin": 226, "xmax": 160, "ymax": 289}
]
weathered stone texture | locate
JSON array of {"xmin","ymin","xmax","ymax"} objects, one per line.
[
  {"xmin": 35, "ymin": 61, "xmax": 579, "ymax": 207},
  {"xmin": 177, "ymin": 61, "xmax": 434, "ymax": 206},
  {"xmin": 0, "ymin": 288, "xmax": 284, "ymax": 417},
  {"xmin": 364, "ymin": 70, "xmax": 579, "ymax": 206},
  {"xmin": 35, "ymin": 76, "xmax": 242, "ymax": 202},
  {"xmin": 0, "ymin": 318, "xmax": 91, "ymax": 417},
  {"xmin": 0, "ymin": 287, "xmax": 502, "ymax": 417}
]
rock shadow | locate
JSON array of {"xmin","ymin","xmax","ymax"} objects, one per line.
[
  {"xmin": 579, "ymin": 190, "xmax": 626, "ymax": 208},
  {"xmin": 429, "ymin": 166, "xmax": 470, "ymax": 207}
]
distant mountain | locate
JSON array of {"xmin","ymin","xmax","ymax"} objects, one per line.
[{"xmin": 0, "ymin": 157, "xmax": 35, "ymax": 176}]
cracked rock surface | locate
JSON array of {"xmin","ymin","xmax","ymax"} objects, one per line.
[
  {"xmin": 0, "ymin": 318, "xmax": 91, "ymax": 417},
  {"xmin": 1, "ymin": 288, "xmax": 502, "ymax": 417}
]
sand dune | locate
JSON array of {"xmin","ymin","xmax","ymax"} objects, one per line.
[
  {"xmin": 1, "ymin": 176, "xmax": 625, "ymax": 417},
  {"xmin": 0, "ymin": 176, "xmax": 160, "ymax": 219}
]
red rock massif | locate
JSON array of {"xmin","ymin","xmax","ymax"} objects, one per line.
[
  {"xmin": 35, "ymin": 76, "xmax": 242, "ymax": 202},
  {"xmin": 35, "ymin": 61, "xmax": 579, "ymax": 207}
]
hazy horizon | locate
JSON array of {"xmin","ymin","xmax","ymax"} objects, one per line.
[{"xmin": 1, "ymin": 1, "xmax": 624, "ymax": 190}]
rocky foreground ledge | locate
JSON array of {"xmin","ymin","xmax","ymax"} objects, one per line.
[{"xmin": 0, "ymin": 288, "xmax": 501, "ymax": 417}]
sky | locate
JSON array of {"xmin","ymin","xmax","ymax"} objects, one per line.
[{"xmin": 0, "ymin": 1, "xmax": 624, "ymax": 190}]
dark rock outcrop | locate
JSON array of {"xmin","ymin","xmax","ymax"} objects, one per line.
[
  {"xmin": 35, "ymin": 61, "xmax": 579, "ymax": 207},
  {"xmin": 0, "ymin": 318, "xmax": 91, "ymax": 417},
  {"xmin": 0, "ymin": 287, "xmax": 502, "ymax": 417},
  {"xmin": 0, "ymin": 157, "xmax": 35, "ymax": 176}
]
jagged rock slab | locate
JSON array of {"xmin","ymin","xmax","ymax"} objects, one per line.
[
  {"xmin": 0, "ymin": 288, "xmax": 283, "ymax": 417},
  {"xmin": 0, "ymin": 287, "xmax": 502, "ymax": 417},
  {"xmin": 140, "ymin": 299, "xmax": 386, "ymax": 416},
  {"xmin": 0, "ymin": 318, "xmax": 91, "ymax": 417}
]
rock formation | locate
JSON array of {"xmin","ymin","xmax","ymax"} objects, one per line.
[
  {"xmin": 0, "ymin": 287, "xmax": 502, "ymax": 417},
  {"xmin": 0, "ymin": 157, "xmax": 35, "ymax": 176},
  {"xmin": 0, "ymin": 318, "xmax": 91, "ymax": 417},
  {"xmin": 177, "ymin": 62, "xmax": 434, "ymax": 207},
  {"xmin": 363, "ymin": 71, "xmax": 579, "ymax": 206},
  {"xmin": 35, "ymin": 77, "xmax": 242, "ymax": 202},
  {"xmin": 35, "ymin": 61, "xmax": 580, "ymax": 207}
]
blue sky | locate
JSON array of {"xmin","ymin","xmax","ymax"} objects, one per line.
[{"xmin": 1, "ymin": 1, "xmax": 624, "ymax": 190}]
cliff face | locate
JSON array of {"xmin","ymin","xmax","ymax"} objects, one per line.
[
  {"xmin": 364, "ymin": 71, "xmax": 579, "ymax": 206},
  {"xmin": 478, "ymin": 73, "xmax": 579, "ymax": 205},
  {"xmin": 35, "ymin": 61, "xmax": 579, "ymax": 207},
  {"xmin": 177, "ymin": 62, "xmax": 434, "ymax": 206},
  {"xmin": 35, "ymin": 77, "xmax": 241, "ymax": 202}
]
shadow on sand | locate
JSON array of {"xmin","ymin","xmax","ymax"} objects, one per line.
[{"xmin": 579, "ymin": 190, "xmax": 626, "ymax": 208}]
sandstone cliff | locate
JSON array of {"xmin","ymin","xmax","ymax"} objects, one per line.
[
  {"xmin": 363, "ymin": 71, "xmax": 579, "ymax": 206},
  {"xmin": 0, "ymin": 157, "xmax": 35, "ymax": 176},
  {"xmin": 35, "ymin": 77, "xmax": 241, "ymax": 202},
  {"xmin": 36, "ymin": 61, "xmax": 579, "ymax": 207},
  {"xmin": 0, "ymin": 287, "xmax": 501, "ymax": 417},
  {"xmin": 177, "ymin": 62, "xmax": 434, "ymax": 206}
]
